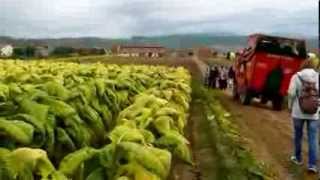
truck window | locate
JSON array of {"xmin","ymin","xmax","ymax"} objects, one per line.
[{"xmin": 255, "ymin": 38, "xmax": 306, "ymax": 59}]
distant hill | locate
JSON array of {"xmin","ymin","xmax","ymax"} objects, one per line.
[{"xmin": 0, "ymin": 34, "xmax": 317, "ymax": 52}]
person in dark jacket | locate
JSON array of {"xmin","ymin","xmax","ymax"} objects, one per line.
[
  {"xmin": 207, "ymin": 67, "xmax": 214, "ymax": 88},
  {"xmin": 220, "ymin": 67, "xmax": 228, "ymax": 90},
  {"xmin": 228, "ymin": 66, "xmax": 235, "ymax": 88},
  {"xmin": 209, "ymin": 66, "xmax": 219, "ymax": 88},
  {"xmin": 228, "ymin": 66, "xmax": 235, "ymax": 80}
]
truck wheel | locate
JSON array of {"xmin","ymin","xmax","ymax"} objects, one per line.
[
  {"xmin": 272, "ymin": 96, "xmax": 283, "ymax": 111},
  {"xmin": 239, "ymin": 90, "xmax": 251, "ymax": 105},
  {"xmin": 260, "ymin": 96, "xmax": 268, "ymax": 104}
]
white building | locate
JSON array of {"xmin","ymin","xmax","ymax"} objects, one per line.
[
  {"xmin": 35, "ymin": 46, "xmax": 49, "ymax": 58},
  {"xmin": 0, "ymin": 45, "xmax": 13, "ymax": 57},
  {"xmin": 114, "ymin": 45, "xmax": 166, "ymax": 58}
]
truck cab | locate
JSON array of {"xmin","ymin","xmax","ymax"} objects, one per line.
[{"xmin": 233, "ymin": 34, "xmax": 307, "ymax": 110}]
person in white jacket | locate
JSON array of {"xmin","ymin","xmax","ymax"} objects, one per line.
[{"xmin": 287, "ymin": 60, "xmax": 319, "ymax": 173}]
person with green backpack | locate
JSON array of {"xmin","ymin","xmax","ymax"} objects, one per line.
[{"xmin": 288, "ymin": 60, "xmax": 319, "ymax": 173}]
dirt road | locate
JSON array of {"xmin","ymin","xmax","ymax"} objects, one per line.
[
  {"xmin": 218, "ymin": 92, "xmax": 318, "ymax": 180},
  {"xmin": 194, "ymin": 56, "xmax": 317, "ymax": 179}
]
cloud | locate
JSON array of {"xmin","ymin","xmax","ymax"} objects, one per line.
[{"xmin": 0, "ymin": 0, "xmax": 317, "ymax": 38}]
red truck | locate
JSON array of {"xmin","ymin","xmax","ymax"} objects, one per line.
[{"xmin": 233, "ymin": 34, "xmax": 307, "ymax": 110}]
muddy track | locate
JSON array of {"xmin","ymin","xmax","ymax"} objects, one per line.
[
  {"xmin": 169, "ymin": 58, "xmax": 211, "ymax": 180},
  {"xmin": 195, "ymin": 57, "xmax": 318, "ymax": 180},
  {"xmin": 169, "ymin": 96, "xmax": 211, "ymax": 180},
  {"xmin": 217, "ymin": 92, "xmax": 318, "ymax": 180}
]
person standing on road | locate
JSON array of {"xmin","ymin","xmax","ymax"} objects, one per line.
[
  {"xmin": 205, "ymin": 66, "xmax": 211, "ymax": 87},
  {"xmin": 221, "ymin": 67, "xmax": 228, "ymax": 90},
  {"xmin": 288, "ymin": 60, "xmax": 319, "ymax": 173},
  {"xmin": 228, "ymin": 66, "xmax": 235, "ymax": 88},
  {"xmin": 218, "ymin": 66, "xmax": 225, "ymax": 89},
  {"xmin": 215, "ymin": 66, "xmax": 220, "ymax": 88},
  {"xmin": 208, "ymin": 66, "xmax": 214, "ymax": 88},
  {"xmin": 209, "ymin": 66, "xmax": 219, "ymax": 89}
]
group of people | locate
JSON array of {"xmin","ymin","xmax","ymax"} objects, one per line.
[
  {"xmin": 288, "ymin": 60, "xmax": 320, "ymax": 174},
  {"xmin": 206, "ymin": 65, "xmax": 235, "ymax": 90}
]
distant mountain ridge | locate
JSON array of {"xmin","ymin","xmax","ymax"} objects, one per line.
[{"xmin": 0, "ymin": 33, "xmax": 317, "ymax": 51}]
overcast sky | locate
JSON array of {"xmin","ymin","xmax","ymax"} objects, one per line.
[{"xmin": 0, "ymin": 0, "xmax": 318, "ymax": 38}]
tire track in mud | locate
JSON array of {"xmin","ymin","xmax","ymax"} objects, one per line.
[
  {"xmin": 170, "ymin": 96, "xmax": 218, "ymax": 180},
  {"xmin": 169, "ymin": 58, "xmax": 216, "ymax": 180}
]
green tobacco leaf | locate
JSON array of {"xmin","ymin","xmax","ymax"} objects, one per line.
[
  {"xmin": 0, "ymin": 119, "xmax": 34, "ymax": 145},
  {"xmin": 59, "ymin": 147, "xmax": 99, "ymax": 177}
]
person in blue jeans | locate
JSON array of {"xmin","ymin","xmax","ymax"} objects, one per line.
[{"xmin": 287, "ymin": 60, "xmax": 319, "ymax": 173}]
